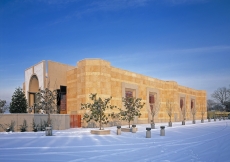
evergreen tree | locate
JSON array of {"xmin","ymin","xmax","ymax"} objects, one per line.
[{"xmin": 9, "ymin": 87, "xmax": 28, "ymax": 113}]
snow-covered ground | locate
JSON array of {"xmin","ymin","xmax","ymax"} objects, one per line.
[{"xmin": 0, "ymin": 119, "xmax": 230, "ymax": 162}]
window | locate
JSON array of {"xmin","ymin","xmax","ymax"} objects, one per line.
[
  {"xmin": 125, "ymin": 88, "xmax": 135, "ymax": 98},
  {"xmin": 191, "ymin": 99, "xmax": 194, "ymax": 109},
  {"xmin": 125, "ymin": 91, "xmax": 133, "ymax": 98},
  {"xmin": 57, "ymin": 86, "xmax": 67, "ymax": 113},
  {"xmin": 149, "ymin": 93, "xmax": 157, "ymax": 112},
  {"xmin": 149, "ymin": 94, "xmax": 155, "ymax": 104},
  {"xmin": 180, "ymin": 98, "xmax": 184, "ymax": 110}
]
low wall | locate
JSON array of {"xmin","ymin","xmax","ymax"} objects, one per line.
[{"xmin": 0, "ymin": 114, "xmax": 70, "ymax": 132}]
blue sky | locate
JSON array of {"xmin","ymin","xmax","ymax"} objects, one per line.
[{"xmin": 0, "ymin": 0, "xmax": 230, "ymax": 102}]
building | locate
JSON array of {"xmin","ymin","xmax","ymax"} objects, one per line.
[{"xmin": 24, "ymin": 59, "xmax": 207, "ymax": 126}]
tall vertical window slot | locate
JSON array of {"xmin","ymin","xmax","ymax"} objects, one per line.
[
  {"xmin": 149, "ymin": 93, "xmax": 155, "ymax": 111},
  {"xmin": 180, "ymin": 98, "xmax": 184, "ymax": 110},
  {"xmin": 57, "ymin": 86, "xmax": 67, "ymax": 114},
  {"xmin": 191, "ymin": 99, "xmax": 194, "ymax": 109}
]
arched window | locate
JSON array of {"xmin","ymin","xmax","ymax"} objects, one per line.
[{"xmin": 29, "ymin": 75, "xmax": 39, "ymax": 92}]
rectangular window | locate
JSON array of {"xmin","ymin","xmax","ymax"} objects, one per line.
[
  {"xmin": 149, "ymin": 94, "xmax": 155, "ymax": 104},
  {"xmin": 191, "ymin": 99, "xmax": 195, "ymax": 109},
  {"xmin": 125, "ymin": 91, "xmax": 133, "ymax": 98},
  {"xmin": 58, "ymin": 86, "xmax": 67, "ymax": 113},
  {"xmin": 125, "ymin": 88, "xmax": 135, "ymax": 98},
  {"xmin": 180, "ymin": 97, "xmax": 185, "ymax": 109}
]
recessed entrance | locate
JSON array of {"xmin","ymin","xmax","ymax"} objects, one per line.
[{"xmin": 28, "ymin": 75, "xmax": 39, "ymax": 108}]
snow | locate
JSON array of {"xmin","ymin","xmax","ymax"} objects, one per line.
[{"xmin": 0, "ymin": 120, "xmax": 230, "ymax": 162}]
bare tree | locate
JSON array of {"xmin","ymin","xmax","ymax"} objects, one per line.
[
  {"xmin": 207, "ymin": 99, "xmax": 216, "ymax": 111},
  {"xmin": 179, "ymin": 98, "xmax": 186, "ymax": 125},
  {"xmin": 0, "ymin": 99, "xmax": 8, "ymax": 113},
  {"xmin": 35, "ymin": 87, "xmax": 57, "ymax": 127},
  {"xmin": 166, "ymin": 99, "xmax": 174, "ymax": 127},
  {"xmin": 190, "ymin": 99, "xmax": 196, "ymax": 124},
  {"xmin": 198, "ymin": 103, "xmax": 205, "ymax": 123},
  {"xmin": 181, "ymin": 105, "xmax": 186, "ymax": 125},
  {"xmin": 149, "ymin": 101, "xmax": 161, "ymax": 129},
  {"xmin": 225, "ymin": 101, "xmax": 230, "ymax": 112},
  {"xmin": 191, "ymin": 106, "xmax": 196, "ymax": 124},
  {"xmin": 211, "ymin": 87, "xmax": 230, "ymax": 109}
]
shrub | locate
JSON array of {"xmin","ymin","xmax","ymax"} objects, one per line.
[
  {"xmin": 0, "ymin": 120, "xmax": 16, "ymax": 132},
  {"xmin": 20, "ymin": 119, "xmax": 28, "ymax": 132}
]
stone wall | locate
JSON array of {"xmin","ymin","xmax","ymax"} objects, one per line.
[
  {"xmin": 67, "ymin": 59, "xmax": 207, "ymax": 126},
  {"xmin": 47, "ymin": 60, "xmax": 75, "ymax": 91},
  {"xmin": 0, "ymin": 114, "xmax": 70, "ymax": 132}
]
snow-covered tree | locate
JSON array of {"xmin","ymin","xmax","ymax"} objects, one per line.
[{"xmin": 9, "ymin": 87, "xmax": 28, "ymax": 113}]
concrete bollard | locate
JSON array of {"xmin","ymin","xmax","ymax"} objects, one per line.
[
  {"xmin": 208, "ymin": 119, "xmax": 211, "ymax": 122},
  {"xmin": 160, "ymin": 126, "xmax": 165, "ymax": 136},
  {"xmin": 45, "ymin": 127, "xmax": 52, "ymax": 136},
  {"xmin": 168, "ymin": 121, "xmax": 172, "ymax": 127},
  {"xmin": 182, "ymin": 121, "xmax": 185, "ymax": 125},
  {"xmin": 117, "ymin": 126, "xmax": 121, "ymax": 135},
  {"xmin": 151, "ymin": 123, "xmax": 155, "ymax": 129},
  {"xmin": 201, "ymin": 119, "xmax": 204, "ymax": 123},
  {"xmin": 146, "ymin": 128, "xmax": 151, "ymax": 138},
  {"xmin": 192, "ymin": 120, "xmax": 196, "ymax": 124},
  {"xmin": 132, "ymin": 125, "xmax": 137, "ymax": 133},
  {"xmin": 214, "ymin": 118, "xmax": 216, "ymax": 121}
]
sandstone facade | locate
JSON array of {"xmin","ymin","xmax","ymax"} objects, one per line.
[{"xmin": 24, "ymin": 59, "xmax": 207, "ymax": 124}]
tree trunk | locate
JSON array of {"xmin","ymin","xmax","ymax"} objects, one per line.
[
  {"xmin": 47, "ymin": 102, "xmax": 51, "ymax": 126},
  {"xmin": 99, "ymin": 120, "xmax": 102, "ymax": 130},
  {"xmin": 48, "ymin": 112, "xmax": 51, "ymax": 126},
  {"xmin": 99, "ymin": 108, "xmax": 102, "ymax": 130}
]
